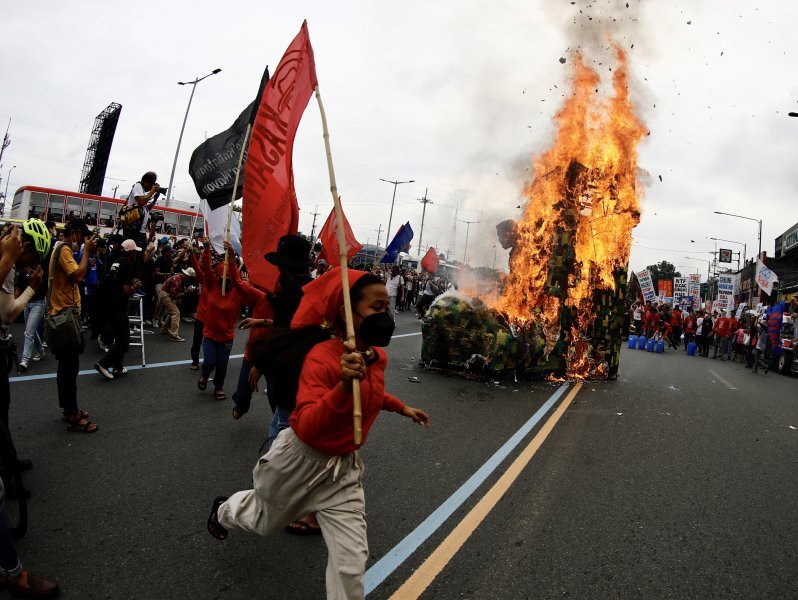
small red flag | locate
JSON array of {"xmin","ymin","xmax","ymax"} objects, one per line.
[
  {"xmin": 243, "ymin": 21, "xmax": 318, "ymax": 291},
  {"xmin": 317, "ymin": 202, "xmax": 363, "ymax": 267},
  {"xmin": 421, "ymin": 246, "xmax": 440, "ymax": 273}
]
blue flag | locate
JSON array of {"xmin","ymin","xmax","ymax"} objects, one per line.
[{"xmin": 381, "ymin": 222, "xmax": 414, "ymax": 263}]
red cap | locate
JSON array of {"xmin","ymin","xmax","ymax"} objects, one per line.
[{"xmin": 291, "ymin": 268, "xmax": 368, "ymax": 329}]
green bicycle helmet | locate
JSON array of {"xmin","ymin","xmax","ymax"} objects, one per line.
[{"xmin": 22, "ymin": 218, "xmax": 52, "ymax": 262}]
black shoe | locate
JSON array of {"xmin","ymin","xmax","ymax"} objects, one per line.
[{"xmin": 16, "ymin": 458, "xmax": 33, "ymax": 472}]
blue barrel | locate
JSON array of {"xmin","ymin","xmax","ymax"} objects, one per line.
[
  {"xmin": 637, "ymin": 335, "xmax": 647, "ymax": 350},
  {"xmin": 656, "ymin": 340, "xmax": 665, "ymax": 353},
  {"xmin": 628, "ymin": 335, "xmax": 637, "ymax": 349},
  {"xmin": 646, "ymin": 338, "xmax": 656, "ymax": 352},
  {"xmin": 687, "ymin": 341, "xmax": 697, "ymax": 356}
]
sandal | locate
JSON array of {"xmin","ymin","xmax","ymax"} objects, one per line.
[
  {"xmin": 214, "ymin": 389, "xmax": 226, "ymax": 401},
  {"xmin": 207, "ymin": 496, "xmax": 229, "ymax": 541},
  {"xmin": 198, "ymin": 376, "xmax": 208, "ymax": 391},
  {"xmin": 285, "ymin": 519, "xmax": 323, "ymax": 536},
  {"xmin": 232, "ymin": 407, "xmax": 242, "ymax": 420},
  {"xmin": 66, "ymin": 415, "xmax": 98, "ymax": 433},
  {"xmin": 61, "ymin": 409, "xmax": 89, "ymax": 424}
]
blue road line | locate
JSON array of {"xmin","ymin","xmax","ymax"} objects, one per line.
[
  {"xmin": 364, "ymin": 381, "xmax": 570, "ymax": 595},
  {"xmin": 9, "ymin": 332, "xmax": 423, "ymax": 384}
]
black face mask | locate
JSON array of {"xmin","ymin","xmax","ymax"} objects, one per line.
[{"xmin": 357, "ymin": 311, "xmax": 395, "ymax": 347}]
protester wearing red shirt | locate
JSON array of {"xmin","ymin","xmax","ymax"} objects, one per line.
[
  {"xmin": 725, "ymin": 315, "xmax": 739, "ymax": 360},
  {"xmin": 645, "ymin": 305, "xmax": 660, "ymax": 338},
  {"xmin": 208, "ymin": 269, "xmax": 429, "ymax": 599},
  {"xmin": 197, "ymin": 243, "xmax": 261, "ymax": 400},
  {"xmin": 669, "ymin": 306, "xmax": 683, "ymax": 348},
  {"xmin": 683, "ymin": 310, "xmax": 696, "ymax": 349},
  {"xmin": 712, "ymin": 314, "xmax": 731, "ymax": 360}
]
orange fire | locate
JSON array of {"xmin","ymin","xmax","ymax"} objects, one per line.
[{"xmin": 495, "ymin": 45, "xmax": 647, "ymax": 378}]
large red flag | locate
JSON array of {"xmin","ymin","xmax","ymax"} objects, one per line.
[
  {"xmin": 243, "ymin": 21, "xmax": 318, "ymax": 290},
  {"xmin": 317, "ymin": 201, "xmax": 363, "ymax": 266},
  {"xmin": 421, "ymin": 246, "xmax": 440, "ymax": 273}
]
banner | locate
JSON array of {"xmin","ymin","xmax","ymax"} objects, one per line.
[
  {"xmin": 755, "ymin": 258, "xmax": 778, "ymax": 295},
  {"xmin": 317, "ymin": 202, "xmax": 362, "ymax": 267},
  {"xmin": 674, "ymin": 276, "xmax": 690, "ymax": 306},
  {"xmin": 635, "ymin": 269, "xmax": 656, "ymax": 302},
  {"xmin": 381, "ymin": 222, "xmax": 414, "ymax": 264},
  {"xmin": 658, "ymin": 279, "xmax": 673, "ymax": 304},
  {"xmin": 188, "ymin": 68, "xmax": 270, "ymax": 209},
  {"xmin": 201, "ymin": 200, "xmax": 242, "ymax": 256},
  {"xmin": 421, "ymin": 246, "xmax": 440, "ymax": 273},
  {"xmin": 243, "ymin": 21, "xmax": 318, "ymax": 291},
  {"xmin": 716, "ymin": 274, "xmax": 735, "ymax": 313},
  {"xmin": 689, "ymin": 274, "xmax": 701, "ymax": 310}
]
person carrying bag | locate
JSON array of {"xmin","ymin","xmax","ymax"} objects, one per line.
[{"xmin": 44, "ymin": 242, "xmax": 84, "ymax": 355}]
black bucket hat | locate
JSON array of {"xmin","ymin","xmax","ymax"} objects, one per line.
[{"xmin": 265, "ymin": 234, "xmax": 313, "ymax": 270}]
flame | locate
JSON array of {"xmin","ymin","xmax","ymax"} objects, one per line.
[{"xmin": 495, "ymin": 45, "xmax": 646, "ymax": 379}]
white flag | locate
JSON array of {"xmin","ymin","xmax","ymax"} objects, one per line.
[
  {"xmin": 200, "ymin": 200, "xmax": 242, "ymax": 257},
  {"xmin": 755, "ymin": 258, "xmax": 778, "ymax": 295}
]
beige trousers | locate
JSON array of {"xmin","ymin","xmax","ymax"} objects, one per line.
[
  {"xmin": 157, "ymin": 291, "xmax": 180, "ymax": 336},
  {"xmin": 218, "ymin": 428, "xmax": 368, "ymax": 600}
]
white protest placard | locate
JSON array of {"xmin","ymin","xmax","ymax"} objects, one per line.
[
  {"xmin": 674, "ymin": 276, "xmax": 690, "ymax": 306},
  {"xmin": 717, "ymin": 274, "xmax": 735, "ymax": 313},
  {"xmin": 689, "ymin": 274, "xmax": 701, "ymax": 310},
  {"xmin": 636, "ymin": 269, "xmax": 656, "ymax": 302}
]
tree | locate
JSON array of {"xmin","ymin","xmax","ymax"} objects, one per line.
[{"xmin": 645, "ymin": 260, "xmax": 681, "ymax": 289}]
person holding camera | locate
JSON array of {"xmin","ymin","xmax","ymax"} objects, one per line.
[{"xmin": 122, "ymin": 172, "xmax": 162, "ymax": 246}]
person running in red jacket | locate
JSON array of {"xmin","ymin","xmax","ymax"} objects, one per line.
[
  {"xmin": 197, "ymin": 243, "xmax": 261, "ymax": 400},
  {"xmin": 207, "ymin": 269, "xmax": 429, "ymax": 599}
]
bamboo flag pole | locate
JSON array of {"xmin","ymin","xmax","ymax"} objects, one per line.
[
  {"xmin": 315, "ymin": 85, "xmax": 363, "ymax": 446},
  {"xmin": 222, "ymin": 123, "xmax": 252, "ymax": 296}
]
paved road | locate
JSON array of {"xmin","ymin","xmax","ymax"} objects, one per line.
[{"xmin": 5, "ymin": 315, "xmax": 797, "ymax": 599}]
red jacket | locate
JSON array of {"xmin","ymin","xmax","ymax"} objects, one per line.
[
  {"xmin": 291, "ymin": 339, "xmax": 405, "ymax": 455},
  {"xmin": 200, "ymin": 250, "xmax": 261, "ymax": 342},
  {"xmin": 244, "ymin": 293, "xmax": 273, "ymax": 362}
]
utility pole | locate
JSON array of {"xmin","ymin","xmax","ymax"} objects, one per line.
[
  {"xmin": 112, "ymin": 185, "xmax": 119, "ymax": 198},
  {"xmin": 309, "ymin": 204, "xmax": 321, "ymax": 248},
  {"xmin": 380, "ymin": 178, "xmax": 414, "ymax": 251},
  {"xmin": 459, "ymin": 219, "xmax": 480, "ymax": 265},
  {"xmin": 0, "ymin": 118, "xmax": 10, "ymax": 170},
  {"xmin": 375, "ymin": 223, "xmax": 383, "ymax": 251},
  {"xmin": 447, "ymin": 200, "xmax": 460, "ymax": 261},
  {"xmin": 417, "ymin": 188, "xmax": 432, "ymax": 256}
]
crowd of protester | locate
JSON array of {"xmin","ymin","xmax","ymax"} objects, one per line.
[{"xmin": 629, "ymin": 297, "xmax": 798, "ymax": 374}]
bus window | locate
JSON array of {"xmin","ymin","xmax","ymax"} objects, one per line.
[
  {"xmin": 178, "ymin": 214, "xmax": 192, "ymax": 237},
  {"xmin": 99, "ymin": 202, "xmax": 117, "ymax": 228},
  {"xmin": 164, "ymin": 211, "xmax": 178, "ymax": 236},
  {"xmin": 194, "ymin": 216, "xmax": 205, "ymax": 237},
  {"xmin": 12, "ymin": 190, "xmax": 23, "ymax": 213},
  {"xmin": 47, "ymin": 194, "xmax": 66, "ymax": 222},
  {"xmin": 66, "ymin": 196, "xmax": 83, "ymax": 221},
  {"xmin": 83, "ymin": 199, "xmax": 99, "ymax": 226},
  {"xmin": 29, "ymin": 192, "xmax": 47, "ymax": 219}
]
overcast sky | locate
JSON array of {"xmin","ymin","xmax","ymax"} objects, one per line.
[{"xmin": 1, "ymin": 1, "xmax": 796, "ymax": 276}]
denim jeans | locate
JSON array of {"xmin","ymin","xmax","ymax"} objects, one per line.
[
  {"xmin": 232, "ymin": 357, "xmax": 253, "ymax": 416},
  {"xmin": 0, "ymin": 480, "xmax": 21, "ymax": 576},
  {"xmin": 267, "ymin": 404, "xmax": 293, "ymax": 450},
  {"xmin": 21, "ymin": 299, "xmax": 46, "ymax": 363},
  {"xmin": 201, "ymin": 338, "xmax": 233, "ymax": 389}
]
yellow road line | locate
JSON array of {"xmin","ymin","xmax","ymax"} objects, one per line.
[{"xmin": 390, "ymin": 382, "xmax": 583, "ymax": 600}]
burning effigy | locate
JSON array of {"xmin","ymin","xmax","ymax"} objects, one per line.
[{"xmin": 421, "ymin": 46, "xmax": 646, "ymax": 381}]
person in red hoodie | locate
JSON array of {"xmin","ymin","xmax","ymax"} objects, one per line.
[
  {"xmin": 197, "ymin": 242, "xmax": 260, "ymax": 400},
  {"xmin": 207, "ymin": 269, "xmax": 429, "ymax": 599}
]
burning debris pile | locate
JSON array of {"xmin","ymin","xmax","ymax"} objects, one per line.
[{"xmin": 421, "ymin": 47, "xmax": 646, "ymax": 380}]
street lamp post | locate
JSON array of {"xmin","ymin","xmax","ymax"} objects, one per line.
[
  {"xmin": 166, "ymin": 68, "xmax": 222, "ymax": 206},
  {"xmin": 460, "ymin": 219, "xmax": 480, "ymax": 265},
  {"xmin": 379, "ymin": 178, "xmax": 414, "ymax": 249},
  {"xmin": 714, "ymin": 211, "xmax": 762, "ymax": 306}
]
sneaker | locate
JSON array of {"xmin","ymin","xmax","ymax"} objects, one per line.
[
  {"xmin": 143, "ymin": 320, "xmax": 153, "ymax": 326},
  {"xmin": 170, "ymin": 335, "xmax": 186, "ymax": 342},
  {"xmin": 42, "ymin": 341, "xmax": 48, "ymax": 348},
  {"xmin": 94, "ymin": 363, "xmax": 114, "ymax": 380},
  {"xmin": 181, "ymin": 316, "xmax": 195, "ymax": 323},
  {"xmin": 112, "ymin": 367, "xmax": 128, "ymax": 376},
  {"xmin": 99, "ymin": 341, "xmax": 109, "ymax": 352},
  {"xmin": 32, "ymin": 351, "xmax": 45, "ymax": 362},
  {"xmin": 17, "ymin": 362, "xmax": 28, "ymax": 373}
]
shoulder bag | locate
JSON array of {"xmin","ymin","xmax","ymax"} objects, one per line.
[{"xmin": 44, "ymin": 242, "xmax": 85, "ymax": 354}]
